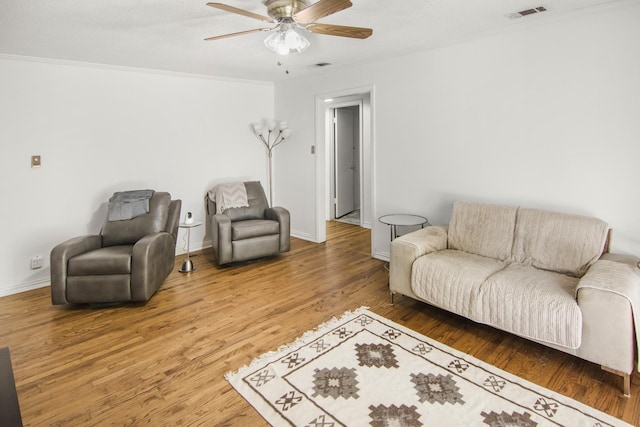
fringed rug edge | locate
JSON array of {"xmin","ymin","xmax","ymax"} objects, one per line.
[{"xmin": 224, "ymin": 306, "xmax": 370, "ymax": 382}]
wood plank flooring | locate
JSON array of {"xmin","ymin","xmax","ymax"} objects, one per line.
[{"xmin": 0, "ymin": 221, "xmax": 638, "ymax": 426}]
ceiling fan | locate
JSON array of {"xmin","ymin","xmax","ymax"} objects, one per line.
[{"xmin": 205, "ymin": 0, "xmax": 373, "ymax": 55}]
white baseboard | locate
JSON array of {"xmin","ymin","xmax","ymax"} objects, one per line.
[
  {"xmin": 2, "ymin": 238, "xmax": 383, "ymax": 298},
  {"xmin": 373, "ymin": 249, "xmax": 389, "ymax": 262},
  {"xmin": 291, "ymin": 229, "xmax": 317, "ymax": 242},
  {"xmin": 0, "ymin": 278, "xmax": 50, "ymax": 298},
  {"xmin": 175, "ymin": 239, "xmax": 212, "ymax": 256},
  {"xmin": 1, "ymin": 243, "xmax": 214, "ymax": 299}
]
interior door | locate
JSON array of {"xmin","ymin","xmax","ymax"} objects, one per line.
[{"xmin": 334, "ymin": 107, "xmax": 356, "ymax": 218}]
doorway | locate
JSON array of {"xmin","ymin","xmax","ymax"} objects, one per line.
[
  {"xmin": 333, "ymin": 105, "xmax": 361, "ymax": 224},
  {"xmin": 313, "ymin": 86, "xmax": 374, "ymax": 247}
]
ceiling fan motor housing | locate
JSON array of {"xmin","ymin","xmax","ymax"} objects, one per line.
[{"xmin": 264, "ymin": 0, "xmax": 309, "ymax": 20}]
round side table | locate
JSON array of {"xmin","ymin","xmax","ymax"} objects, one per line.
[
  {"xmin": 378, "ymin": 214, "xmax": 430, "ymax": 242},
  {"xmin": 379, "ymin": 214, "xmax": 430, "ymax": 274},
  {"xmin": 178, "ymin": 221, "xmax": 202, "ymax": 273}
]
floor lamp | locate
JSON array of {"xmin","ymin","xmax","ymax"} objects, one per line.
[{"xmin": 252, "ymin": 120, "xmax": 291, "ymax": 207}]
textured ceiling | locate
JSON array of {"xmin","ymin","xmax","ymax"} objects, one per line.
[{"xmin": 0, "ymin": 0, "xmax": 629, "ymax": 82}]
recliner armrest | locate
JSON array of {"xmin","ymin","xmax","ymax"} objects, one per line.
[
  {"xmin": 389, "ymin": 226, "xmax": 448, "ymax": 299},
  {"xmin": 50, "ymin": 235, "xmax": 102, "ymax": 304},
  {"xmin": 266, "ymin": 207, "xmax": 290, "ymax": 252},
  {"xmin": 131, "ymin": 232, "xmax": 177, "ymax": 301},
  {"xmin": 211, "ymin": 214, "xmax": 232, "ymax": 265}
]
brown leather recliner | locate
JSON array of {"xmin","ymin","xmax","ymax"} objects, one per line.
[
  {"xmin": 207, "ymin": 181, "xmax": 290, "ymax": 266},
  {"xmin": 50, "ymin": 191, "xmax": 181, "ymax": 305}
]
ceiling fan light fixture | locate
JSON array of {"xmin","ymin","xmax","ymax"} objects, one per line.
[
  {"xmin": 206, "ymin": 0, "xmax": 372, "ymax": 56},
  {"xmin": 264, "ymin": 25, "xmax": 310, "ymax": 55}
]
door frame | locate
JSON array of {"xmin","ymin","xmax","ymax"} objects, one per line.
[{"xmin": 314, "ymin": 85, "xmax": 375, "ymax": 246}]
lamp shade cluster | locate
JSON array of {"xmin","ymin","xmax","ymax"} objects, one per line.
[
  {"xmin": 264, "ymin": 23, "xmax": 310, "ymax": 55},
  {"xmin": 252, "ymin": 121, "xmax": 291, "ymax": 142},
  {"xmin": 252, "ymin": 120, "xmax": 291, "ymax": 207}
]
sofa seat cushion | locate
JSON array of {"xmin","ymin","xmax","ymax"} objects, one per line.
[
  {"xmin": 231, "ymin": 219, "xmax": 279, "ymax": 241},
  {"xmin": 411, "ymin": 249, "xmax": 507, "ymax": 319},
  {"xmin": 67, "ymin": 245, "xmax": 133, "ymax": 276},
  {"xmin": 478, "ymin": 263, "xmax": 582, "ymax": 348}
]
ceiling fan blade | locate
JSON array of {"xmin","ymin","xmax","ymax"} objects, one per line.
[
  {"xmin": 206, "ymin": 2, "xmax": 273, "ymax": 23},
  {"xmin": 204, "ymin": 28, "xmax": 271, "ymax": 41},
  {"xmin": 294, "ymin": 0, "xmax": 352, "ymax": 23},
  {"xmin": 306, "ymin": 23, "xmax": 372, "ymax": 39}
]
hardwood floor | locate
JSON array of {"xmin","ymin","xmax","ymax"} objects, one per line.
[{"xmin": 1, "ymin": 221, "xmax": 638, "ymax": 426}]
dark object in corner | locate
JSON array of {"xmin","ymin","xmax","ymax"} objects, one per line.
[{"xmin": 0, "ymin": 347, "xmax": 23, "ymax": 427}]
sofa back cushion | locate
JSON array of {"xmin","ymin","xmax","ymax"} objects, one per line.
[
  {"xmin": 512, "ymin": 207, "xmax": 608, "ymax": 277},
  {"xmin": 101, "ymin": 192, "xmax": 171, "ymax": 247},
  {"xmin": 448, "ymin": 201, "xmax": 518, "ymax": 261}
]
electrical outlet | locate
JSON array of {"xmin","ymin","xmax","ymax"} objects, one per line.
[{"xmin": 30, "ymin": 255, "xmax": 43, "ymax": 269}]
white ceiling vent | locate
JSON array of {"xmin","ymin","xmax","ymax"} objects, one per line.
[{"xmin": 507, "ymin": 6, "xmax": 547, "ymax": 20}]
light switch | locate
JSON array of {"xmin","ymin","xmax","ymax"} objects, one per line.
[{"xmin": 31, "ymin": 155, "xmax": 41, "ymax": 168}]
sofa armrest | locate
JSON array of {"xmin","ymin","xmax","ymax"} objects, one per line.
[
  {"xmin": 131, "ymin": 232, "xmax": 177, "ymax": 301},
  {"xmin": 50, "ymin": 235, "xmax": 102, "ymax": 305},
  {"xmin": 576, "ymin": 254, "xmax": 640, "ymax": 374},
  {"xmin": 389, "ymin": 225, "xmax": 448, "ymax": 300},
  {"xmin": 266, "ymin": 207, "xmax": 290, "ymax": 252},
  {"xmin": 211, "ymin": 214, "xmax": 232, "ymax": 265}
]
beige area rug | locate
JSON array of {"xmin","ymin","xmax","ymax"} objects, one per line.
[{"xmin": 225, "ymin": 307, "xmax": 630, "ymax": 426}]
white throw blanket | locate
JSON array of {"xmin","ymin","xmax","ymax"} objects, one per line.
[{"xmin": 208, "ymin": 182, "xmax": 249, "ymax": 214}]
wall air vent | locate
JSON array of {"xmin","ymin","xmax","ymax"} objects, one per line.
[{"xmin": 507, "ymin": 6, "xmax": 547, "ymax": 20}]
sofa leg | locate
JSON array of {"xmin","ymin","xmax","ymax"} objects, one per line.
[
  {"xmin": 624, "ymin": 373, "xmax": 631, "ymax": 397},
  {"xmin": 390, "ymin": 291, "xmax": 395, "ymax": 306},
  {"xmin": 601, "ymin": 366, "xmax": 631, "ymax": 397}
]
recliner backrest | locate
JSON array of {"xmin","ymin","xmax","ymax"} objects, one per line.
[
  {"xmin": 210, "ymin": 181, "xmax": 269, "ymax": 222},
  {"xmin": 101, "ymin": 192, "xmax": 171, "ymax": 246}
]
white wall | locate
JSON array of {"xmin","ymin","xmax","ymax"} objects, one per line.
[
  {"xmin": 2, "ymin": 2, "xmax": 639, "ymax": 297},
  {"xmin": 0, "ymin": 56, "xmax": 274, "ymax": 296},
  {"xmin": 274, "ymin": 2, "xmax": 640, "ymax": 260}
]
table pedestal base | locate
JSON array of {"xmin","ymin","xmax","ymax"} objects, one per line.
[{"xmin": 179, "ymin": 258, "xmax": 195, "ymax": 273}]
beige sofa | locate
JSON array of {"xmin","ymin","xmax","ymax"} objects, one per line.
[{"xmin": 390, "ymin": 201, "xmax": 640, "ymax": 395}]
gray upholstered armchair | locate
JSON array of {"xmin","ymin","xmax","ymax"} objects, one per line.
[
  {"xmin": 50, "ymin": 191, "xmax": 181, "ymax": 305},
  {"xmin": 207, "ymin": 181, "xmax": 290, "ymax": 265}
]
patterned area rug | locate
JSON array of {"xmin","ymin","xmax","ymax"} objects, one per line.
[{"xmin": 225, "ymin": 307, "xmax": 630, "ymax": 426}]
